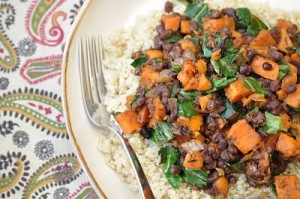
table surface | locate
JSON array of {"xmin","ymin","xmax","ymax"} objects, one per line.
[{"xmin": 0, "ymin": 0, "xmax": 98, "ymax": 198}]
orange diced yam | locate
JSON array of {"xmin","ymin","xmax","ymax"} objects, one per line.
[
  {"xmin": 144, "ymin": 49, "xmax": 163, "ymax": 60},
  {"xmin": 250, "ymin": 56, "xmax": 279, "ymax": 80},
  {"xmin": 284, "ymin": 84, "xmax": 300, "ymax": 108},
  {"xmin": 137, "ymin": 105, "xmax": 150, "ymax": 124},
  {"xmin": 277, "ymin": 19, "xmax": 295, "ymax": 32},
  {"xmin": 276, "ymin": 133, "xmax": 300, "ymax": 157},
  {"xmin": 180, "ymin": 39, "xmax": 199, "ymax": 52},
  {"xmin": 203, "ymin": 16, "xmax": 235, "ymax": 33},
  {"xmin": 199, "ymin": 94, "xmax": 212, "ymax": 110},
  {"xmin": 279, "ymin": 113, "xmax": 292, "ymax": 130},
  {"xmin": 274, "ymin": 175, "xmax": 300, "ymax": 199},
  {"xmin": 149, "ymin": 97, "xmax": 166, "ymax": 128},
  {"xmin": 116, "ymin": 110, "xmax": 143, "ymax": 134},
  {"xmin": 181, "ymin": 20, "xmax": 192, "ymax": 34},
  {"xmin": 161, "ymin": 14, "xmax": 181, "ymax": 32},
  {"xmin": 177, "ymin": 61, "xmax": 194, "ymax": 86},
  {"xmin": 227, "ymin": 119, "xmax": 261, "ymax": 154},
  {"xmin": 249, "ymin": 46, "xmax": 270, "ymax": 58},
  {"xmin": 195, "ymin": 59, "xmax": 207, "ymax": 74},
  {"xmin": 250, "ymin": 29, "xmax": 276, "ymax": 47},
  {"xmin": 225, "ymin": 77, "xmax": 253, "ymax": 103},
  {"xmin": 232, "ymin": 30, "xmax": 245, "ymax": 48},
  {"xmin": 278, "ymin": 28, "xmax": 293, "ymax": 54},
  {"xmin": 125, "ymin": 95, "xmax": 134, "ymax": 109},
  {"xmin": 183, "ymin": 152, "xmax": 204, "ymax": 169},
  {"xmin": 214, "ymin": 176, "xmax": 229, "ymax": 197},
  {"xmin": 177, "ymin": 115, "xmax": 203, "ymax": 132},
  {"xmin": 197, "ymin": 74, "xmax": 212, "ymax": 91},
  {"xmin": 141, "ymin": 65, "xmax": 160, "ymax": 84},
  {"xmin": 191, "ymin": 131, "xmax": 205, "ymax": 142}
]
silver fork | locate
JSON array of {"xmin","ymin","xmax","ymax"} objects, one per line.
[{"xmin": 78, "ymin": 36, "xmax": 155, "ymax": 199}]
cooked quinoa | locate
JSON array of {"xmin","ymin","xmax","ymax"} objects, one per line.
[{"xmin": 95, "ymin": 0, "xmax": 300, "ymax": 198}]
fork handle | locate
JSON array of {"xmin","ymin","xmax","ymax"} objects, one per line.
[{"xmin": 120, "ymin": 134, "xmax": 155, "ymax": 199}]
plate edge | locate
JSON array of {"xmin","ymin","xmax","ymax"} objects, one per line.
[{"xmin": 61, "ymin": 0, "xmax": 107, "ymax": 198}]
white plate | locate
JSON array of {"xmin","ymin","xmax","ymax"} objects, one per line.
[{"xmin": 62, "ymin": 0, "xmax": 300, "ymax": 198}]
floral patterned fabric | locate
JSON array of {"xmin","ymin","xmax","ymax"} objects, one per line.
[{"xmin": 0, "ymin": 0, "xmax": 98, "ymax": 198}]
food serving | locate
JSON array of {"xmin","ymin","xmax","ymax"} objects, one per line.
[{"xmin": 98, "ymin": 0, "xmax": 300, "ymax": 198}]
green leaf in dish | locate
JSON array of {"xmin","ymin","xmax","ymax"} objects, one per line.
[
  {"xmin": 278, "ymin": 60, "xmax": 290, "ymax": 80},
  {"xmin": 131, "ymin": 55, "xmax": 147, "ymax": 68},
  {"xmin": 203, "ymin": 34, "xmax": 212, "ymax": 58},
  {"xmin": 170, "ymin": 62, "xmax": 182, "ymax": 73},
  {"xmin": 244, "ymin": 76, "xmax": 266, "ymax": 95},
  {"xmin": 166, "ymin": 33, "xmax": 183, "ymax": 43},
  {"xmin": 179, "ymin": 90, "xmax": 202, "ymax": 101},
  {"xmin": 151, "ymin": 122, "xmax": 174, "ymax": 142},
  {"xmin": 185, "ymin": 1, "xmax": 210, "ymax": 23},
  {"xmin": 263, "ymin": 112, "xmax": 286, "ymax": 134},
  {"xmin": 183, "ymin": 168, "xmax": 208, "ymax": 188},
  {"xmin": 208, "ymin": 76, "xmax": 237, "ymax": 93},
  {"xmin": 178, "ymin": 100, "xmax": 198, "ymax": 118},
  {"xmin": 211, "ymin": 54, "xmax": 238, "ymax": 77},
  {"xmin": 235, "ymin": 8, "xmax": 252, "ymax": 29},
  {"xmin": 246, "ymin": 15, "xmax": 268, "ymax": 37}
]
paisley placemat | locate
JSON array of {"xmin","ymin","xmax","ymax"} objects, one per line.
[{"xmin": 0, "ymin": 0, "xmax": 98, "ymax": 198}]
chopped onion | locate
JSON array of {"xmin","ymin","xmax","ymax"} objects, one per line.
[{"xmin": 179, "ymin": 139, "xmax": 204, "ymax": 154}]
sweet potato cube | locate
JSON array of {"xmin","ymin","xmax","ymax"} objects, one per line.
[
  {"xmin": 250, "ymin": 29, "xmax": 276, "ymax": 47},
  {"xmin": 278, "ymin": 28, "xmax": 293, "ymax": 54},
  {"xmin": 180, "ymin": 39, "xmax": 199, "ymax": 52},
  {"xmin": 161, "ymin": 14, "xmax": 181, "ymax": 32},
  {"xmin": 199, "ymin": 94, "xmax": 212, "ymax": 110},
  {"xmin": 137, "ymin": 105, "xmax": 150, "ymax": 124},
  {"xmin": 225, "ymin": 78, "xmax": 253, "ymax": 103},
  {"xmin": 232, "ymin": 30, "xmax": 245, "ymax": 48},
  {"xmin": 177, "ymin": 61, "xmax": 194, "ymax": 86},
  {"xmin": 177, "ymin": 115, "xmax": 203, "ymax": 132},
  {"xmin": 214, "ymin": 176, "xmax": 229, "ymax": 197},
  {"xmin": 250, "ymin": 56, "xmax": 279, "ymax": 80},
  {"xmin": 183, "ymin": 152, "xmax": 204, "ymax": 169},
  {"xmin": 195, "ymin": 59, "xmax": 207, "ymax": 74},
  {"xmin": 144, "ymin": 49, "xmax": 163, "ymax": 60},
  {"xmin": 279, "ymin": 113, "xmax": 292, "ymax": 130},
  {"xmin": 197, "ymin": 74, "xmax": 212, "ymax": 91},
  {"xmin": 275, "ymin": 133, "xmax": 300, "ymax": 157},
  {"xmin": 274, "ymin": 175, "xmax": 300, "ymax": 199},
  {"xmin": 115, "ymin": 110, "xmax": 143, "ymax": 134},
  {"xmin": 203, "ymin": 15, "xmax": 235, "ymax": 33},
  {"xmin": 181, "ymin": 20, "xmax": 192, "ymax": 34},
  {"xmin": 141, "ymin": 65, "xmax": 159, "ymax": 84},
  {"xmin": 227, "ymin": 119, "xmax": 261, "ymax": 154},
  {"xmin": 284, "ymin": 84, "xmax": 300, "ymax": 108},
  {"xmin": 149, "ymin": 97, "xmax": 166, "ymax": 128}
]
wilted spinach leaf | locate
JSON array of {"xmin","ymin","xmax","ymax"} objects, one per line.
[
  {"xmin": 158, "ymin": 147, "xmax": 182, "ymax": 189},
  {"xmin": 166, "ymin": 33, "xmax": 183, "ymax": 43},
  {"xmin": 235, "ymin": 8, "xmax": 252, "ymax": 29},
  {"xmin": 179, "ymin": 90, "xmax": 202, "ymax": 100},
  {"xmin": 178, "ymin": 100, "xmax": 198, "ymax": 117},
  {"xmin": 208, "ymin": 76, "xmax": 237, "ymax": 93},
  {"xmin": 185, "ymin": 2, "xmax": 210, "ymax": 23},
  {"xmin": 246, "ymin": 15, "xmax": 268, "ymax": 37},
  {"xmin": 131, "ymin": 55, "xmax": 147, "ymax": 68},
  {"xmin": 263, "ymin": 112, "xmax": 286, "ymax": 134},
  {"xmin": 203, "ymin": 34, "xmax": 212, "ymax": 58},
  {"xmin": 220, "ymin": 100, "xmax": 239, "ymax": 120},
  {"xmin": 244, "ymin": 77, "xmax": 266, "ymax": 95},
  {"xmin": 151, "ymin": 122, "xmax": 174, "ymax": 142},
  {"xmin": 183, "ymin": 168, "xmax": 208, "ymax": 187},
  {"xmin": 170, "ymin": 62, "xmax": 182, "ymax": 73},
  {"xmin": 278, "ymin": 60, "xmax": 290, "ymax": 80},
  {"xmin": 211, "ymin": 54, "xmax": 238, "ymax": 77}
]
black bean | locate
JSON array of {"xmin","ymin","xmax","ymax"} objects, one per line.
[
  {"xmin": 227, "ymin": 145, "xmax": 239, "ymax": 155},
  {"xmin": 164, "ymin": 1, "xmax": 173, "ymax": 13},
  {"xmin": 160, "ymin": 29, "xmax": 173, "ymax": 40},
  {"xmin": 207, "ymin": 171, "xmax": 219, "ymax": 183},
  {"xmin": 265, "ymin": 100, "xmax": 280, "ymax": 110},
  {"xmin": 220, "ymin": 150, "xmax": 230, "ymax": 161},
  {"xmin": 269, "ymin": 80, "xmax": 281, "ymax": 92},
  {"xmin": 218, "ymin": 139, "xmax": 228, "ymax": 150},
  {"xmin": 206, "ymin": 120, "xmax": 218, "ymax": 131},
  {"xmin": 156, "ymin": 24, "xmax": 164, "ymax": 35},
  {"xmin": 285, "ymin": 84, "xmax": 297, "ymax": 94},
  {"xmin": 162, "ymin": 42, "xmax": 173, "ymax": 52},
  {"xmin": 190, "ymin": 21, "xmax": 198, "ymax": 32},
  {"xmin": 140, "ymin": 125, "xmax": 152, "ymax": 139},
  {"xmin": 228, "ymin": 176, "xmax": 237, "ymax": 184},
  {"xmin": 207, "ymin": 99, "xmax": 216, "ymax": 111},
  {"xmin": 208, "ymin": 146, "xmax": 216, "ymax": 154},
  {"xmin": 262, "ymin": 62, "xmax": 272, "ymax": 70},
  {"xmin": 204, "ymin": 155, "xmax": 213, "ymax": 163},
  {"xmin": 205, "ymin": 160, "xmax": 217, "ymax": 170},
  {"xmin": 170, "ymin": 165, "xmax": 181, "ymax": 174},
  {"xmin": 239, "ymin": 64, "xmax": 252, "ymax": 75},
  {"xmin": 271, "ymin": 106, "xmax": 282, "ymax": 116},
  {"xmin": 220, "ymin": 26, "xmax": 232, "ymax": 37},
  {"xmin": 269, "ymin": 46, "xmax": 283, "ymax": 62},
  {"xmin": 134, "ymin": 68, "xmax": 142, "ymax": 75},
  {"xmin": 246, "ymin": 111, "xmax": 265, "ymax": 127},
  {"xmin": 217, "ymin": 160, "xmax": 226, "ymax": 169},
  {"xmin": 247, "ymin": 50, "xmax": 256, "ymax": 61},
  {"xmin": 211, "ymin": 131, "xmax": 222, "ymax": 143},
  {"xmin": 153, "ymin": 35, "xmax": 163, "ymax": 50},
  {"xmin": 210, "ymin": 9, "xmax": 222, "ymax": 19},
  {"xmin": 257, "ymin": 129, "xmax": 268, "ymax": 139},
  {"xmin": 221, "ymin": 8, "xmax": 238, "ymax": 21}
]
